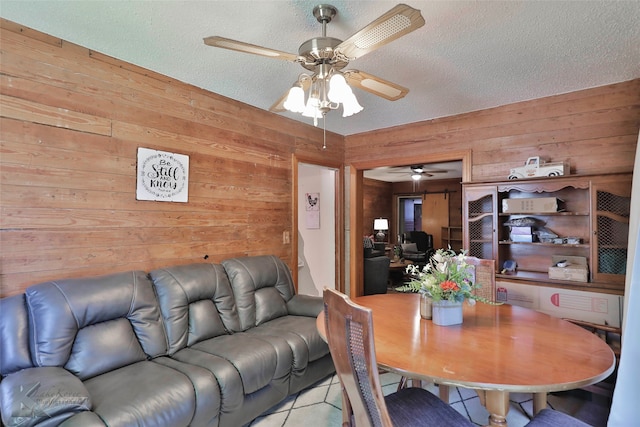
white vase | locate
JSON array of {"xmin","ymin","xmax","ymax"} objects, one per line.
[{"xmin": 432, "ymin": 300, "xmax": 463, "ymax": 326}]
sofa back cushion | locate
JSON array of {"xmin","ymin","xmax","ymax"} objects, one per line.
[
  {"xmin": 149, "ymin": 262, "xmax": 240, "ymax": 354},
  {"xmin": 0, "ymin": 294, "xmax": 34, "ymax": 376},
  {"xmin": 25, "ymin": 271, "xmax": 166, "ymax": 380},
  {"xmin": 222, "ymin": 255, "xmax": 295, "ymax": 331}
]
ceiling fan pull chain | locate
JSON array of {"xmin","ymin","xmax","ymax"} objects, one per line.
[{"xmin": 322, "ymin": 114, "xmax": 327, "ymax": 150}]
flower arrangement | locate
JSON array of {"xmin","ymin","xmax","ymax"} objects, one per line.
[{"xmin": 397, "ymin": 248, "xmax": 497, "ymax": 305}]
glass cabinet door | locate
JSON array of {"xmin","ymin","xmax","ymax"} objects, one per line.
[
  {"xmin": 463, "ymin": 185, "xmax": 497, "ymax": 260},
  {"xmin": 592, "ymin": 176, "xmax": 632, "ymax": 286}
]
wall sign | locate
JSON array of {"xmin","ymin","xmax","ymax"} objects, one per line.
[{"xmin": 136, "ymin": 147, "xmax": 189, "ymax": 202}]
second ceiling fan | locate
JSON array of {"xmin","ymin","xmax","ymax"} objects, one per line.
[{"xmin": 204, "ymin": 3, "xmax": 425, "ymax": 123}]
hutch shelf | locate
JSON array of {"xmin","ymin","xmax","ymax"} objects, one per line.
[
  {"xmin": 463, "ymin": 174, "xmax": 631, "ymax": 294},
  {"xmin": 442, "ymin": 226, "xmax": 463, "ymax": 251}
]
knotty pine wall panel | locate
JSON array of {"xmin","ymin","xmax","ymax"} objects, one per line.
[
  {"xmin": 363, "ymin": 178, "xmax": 393, "ymax": 239},
  {"xmin": 345, "ymin": 80, "xmax": 639, "ymax": 182},
  {"xmin": 0, "ymin": 19, "xmax": 343, "ymax": 297}
]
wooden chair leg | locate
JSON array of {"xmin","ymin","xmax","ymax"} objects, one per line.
[
  {"xmin": 439, "ymin": 384, "xmax": 450, "ymax": 403},
  {"xmin": 397, "ymin": 376, "xmax": 424, "ymax": 391}
]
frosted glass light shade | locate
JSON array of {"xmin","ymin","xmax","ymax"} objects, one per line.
[
  {"xmin": 342, "ymin": 92, "xmax": 363, "ymax": 117},
  {"xmin": 327, "ymin": 74, "xmax": 351, "ymax": 103},
  {"xmin": 283, "ymin": 86, "xmax": 305, "ymax": 113}
]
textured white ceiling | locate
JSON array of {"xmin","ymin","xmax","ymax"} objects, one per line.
[{"xmin": 1, "ymin": 1, "xmax": 639, "ymax": 136}]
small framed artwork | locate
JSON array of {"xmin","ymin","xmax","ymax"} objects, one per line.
[
  {"xmin": 136, "ymin": 147, "xmax": 189, "ymax": 202},
  {"xmin": 306, "ymin": 192, "xmax": 320, "ymax": 229}
]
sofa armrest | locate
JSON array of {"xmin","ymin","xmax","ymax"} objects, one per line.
[
  {"xmin": 0, "ymin": 367, "xmax": 91, "ymax": 427},
  {"xmin": 286, "ymin": 294, "xmax": 324, "ymax": 317}
]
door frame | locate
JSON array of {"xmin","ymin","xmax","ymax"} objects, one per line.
[
  {"xmin": 349, "ymin": 150, "xmax": 472, "ymax": 297},
  {"xmin": 292, "ymin": 154, "xmax": 345, "ymax": 293}
]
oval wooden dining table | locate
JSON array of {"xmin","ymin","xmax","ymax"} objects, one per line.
[{"xmin": 316, "ymin": 293, "xmax": 615, "ymax": 427}]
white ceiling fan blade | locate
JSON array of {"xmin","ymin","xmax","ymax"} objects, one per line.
[
  {"xmin": 204, "ymin": 36, "xmax": 301, "ymax": 62},
  {"xmin": 269, "ymin": 78, "xmax": 313, "ymax": 112},
  {"xmin": 344, "ymin": 70, "xmax": 409, "ymax": 101},
  {"xmin": 335, "ymin": 4, "xmax": 425, "ymax": 60}
]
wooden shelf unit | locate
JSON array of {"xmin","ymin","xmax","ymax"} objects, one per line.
[
  {"xmin": 463, "ymin": 174, "xmax": 631, "ymax": 294},
  {"xmin": 441, "ymin": 226, "xmax": 463, "ymax": 251}
]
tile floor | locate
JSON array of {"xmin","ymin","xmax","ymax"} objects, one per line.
[{"xmin": 247, "ymin": 372, "xmax": 611, "ymax": 427}]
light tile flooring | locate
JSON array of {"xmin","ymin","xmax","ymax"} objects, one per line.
[{"xmin": 248, "ymin": 372, "xmax": 610, "ymax": 427}]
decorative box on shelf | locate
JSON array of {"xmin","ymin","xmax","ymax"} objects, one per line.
[
  {"xmin": 502, "ymin": 197, "xmax": 564, "ymax": 213},
  {"xmin": 548, "ymin": 255, "xmax": 588, "ymax": 282}
]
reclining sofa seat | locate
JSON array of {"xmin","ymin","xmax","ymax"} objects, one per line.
[
  {"xmin": 8, "ymin": 271, "xmax": 215, "ymax": 427},
  {"xmin": 0, "ymin": 255, "xmax": 333, "ymax": 427},
  {"xmin": 221, "ymin": 256, "xmax": 334, "ymax": 393},
  {"xmin": 149, "ymin": 255, "xmax": 333, "ymax": 426}
]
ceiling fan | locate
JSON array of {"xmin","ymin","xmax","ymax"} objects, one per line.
[
  {"xmin": 389, "ymin": 164, "xmax": 449, "ymax": 180},
  {"xmin": 203, "ymin": 3, "xmax": 425, "ymax": 124}
]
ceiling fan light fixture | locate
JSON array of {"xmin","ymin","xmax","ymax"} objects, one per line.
[
  {"xmin": 283, "ymin": 85, "xmax": 306, "ymax": 113},
  {"xmin": 411, "ymin": 173, "xmax": 422, "ymax": 181},
  {"xmin": 341, "ymin": 92, "xmax": 363, "ymax": 117},
  {"xmin": 327, "ymin": 73, "xmax": 351, "ymax": 103},
  {"xmin": 205, "ymin": 4, "xmax": 425, "ymax": 136}
]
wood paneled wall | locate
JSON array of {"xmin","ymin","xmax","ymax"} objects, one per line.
[
  {"xmin": 0, "ymin": 19, "xmax": 344, "ymax": 297},
  {"xmin": 346, "ymin": 80, "xmax": 640, "ymax": 182},
  {"xmin": 362, "ymin": 178, "xmax": 393, "ymax": 239},
  {"xmin": 362, "ymin": 178, "xmax": 462, "ymax": 245}
]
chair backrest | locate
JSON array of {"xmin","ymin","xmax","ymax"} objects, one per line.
[
  {"xmin": 149, "ymin": 262, "xmax": 241, "ymax": 354},
  {"xmin": 222, "ymin": 255, "xmax": 296, "ymax": 331},
  {"xmin": 464, "ymin": 257, "xmax": 496, "ymax": 302},
  {"xmin": 323, "ymin": 288, "xmax": 393, "ymax": 427},
  {"xmin": 408, "ymin": 231, "xmax": 433, "ymax": 253},
  {"xmin": 26, "ymin": 271, "xmax": 167, "ymax": 380}
]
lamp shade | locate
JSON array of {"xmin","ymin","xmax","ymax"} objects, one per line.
[{"xmin": 373, "ymin": 218, "xmax": 389, "ymax": 231}]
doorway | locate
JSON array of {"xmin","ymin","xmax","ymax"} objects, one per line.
[
  {"xmin": 349, "ymin": 150, "xmax": 471, "ymax": 297},
  {"xmin": 293, "ymin": 155, "xmax": 344, "ymax": 296},
  {"xmin": 398, "ymin": 197, "xmax": 422, "ymax": 234}
]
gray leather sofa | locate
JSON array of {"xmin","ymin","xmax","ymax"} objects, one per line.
[{"xmin": 0, "ymin": 255, "xmax": 334, "ymax": 427}]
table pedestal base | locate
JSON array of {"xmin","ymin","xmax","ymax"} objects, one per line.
[{"xmin": 476, "ymin": 390, "xmax": 509, "ymax": 427}]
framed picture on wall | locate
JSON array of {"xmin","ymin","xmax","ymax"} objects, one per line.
[
  {"xmin": 306, "ymin": 192, "xmax": 320, "ymax": 229},
  {"xmin": 136, "ymin": 147, "xmax": 189, "ymax": 202}
]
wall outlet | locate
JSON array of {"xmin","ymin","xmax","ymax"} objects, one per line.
[{"xmin": 282, "ymin": 231, "xmax": 290, "ymax": 244}]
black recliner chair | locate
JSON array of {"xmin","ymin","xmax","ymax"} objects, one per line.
[{"xmin": 402, "ymin": 231, "xmax": 434, "ymax": 266}]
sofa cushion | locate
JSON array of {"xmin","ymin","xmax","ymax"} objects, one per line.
[
  {"xmin": 25, "ymin": 271, "xmax": 167, "ymax": 380},
  {"xmin": 249, "ymin": 316, "xmax": 329, "ymax": 363},
  {"xmin": 0, "ymin": 294, "xmax": 33, "ymax": 376},
  {"xmin": 191, "ymin": 332, "xmax": 291, "ymax": 395},
  {"xmin": 170, "ymin": 335, "xmax": 291, "ymax": 426},
  {"xmin": 222, "ymin": 255, "xmax": 296, "ymax": 330},
  {"xmin": 402, "ymin": 242, "xmax": 418, "ymax": 252},
  {"xmin": 83, "ymin": 361, "xmax": 195, "ymax": 427},
  {"xmin": 152, "ymin": 356, "xmax": 221, "ymax": 427},
  {"xmin": 149, "ymin": 262, "xmax": 241, "ymax": 354}
]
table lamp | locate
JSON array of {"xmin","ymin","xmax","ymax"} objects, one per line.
[{"xmin": 373, "ymin": 218, "xmax": 389, "ymax": 242}]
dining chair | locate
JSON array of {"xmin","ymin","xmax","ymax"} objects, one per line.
[
  {"xmin": 323, "ymin": 287, "xmax": 477, "ymax": 426},
  {"xmin": 563, "ymin": 318, "xmax": 621, "ymax": 398},
  {"xmin": 463, "ymin": 256, "xmax": 496, "ymax": 302},
  {"xmin": 323, "ymin": 288, "xmax": 592, "ymax": 427}
]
